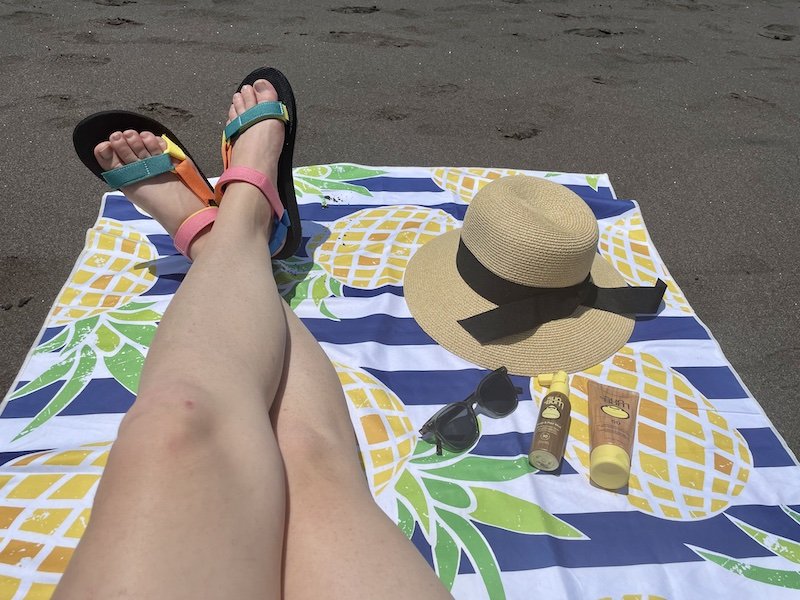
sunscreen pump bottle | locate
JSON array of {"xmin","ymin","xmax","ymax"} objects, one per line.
[{"xmin": 528, "ymin": 371, "xmax": 571, "ymax": 472}]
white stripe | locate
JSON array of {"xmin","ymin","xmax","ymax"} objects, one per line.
[
  {"xmin": 319, "ymin": 342, "xmax": 476, "ymax": 372},
  {"xmin": 0, "ymin": 415, "xmax": 121, "ymax": 452}
]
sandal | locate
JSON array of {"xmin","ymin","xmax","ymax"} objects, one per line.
[
  {"xmin": 216, "ymin": 67, "xmax": 300, "ymax": 259},
  {"xmin": 73, "ymin": 111, "xmax": 217, "ymax": 259}
]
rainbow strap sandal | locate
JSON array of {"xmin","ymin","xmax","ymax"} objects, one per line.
[
  {"xmin": 217, "ymin": 67, "xmax": 300, "ymax": 259},
  {"xmin": 73, "ymin": 110, "xmax": 217, "ymax": 259}
]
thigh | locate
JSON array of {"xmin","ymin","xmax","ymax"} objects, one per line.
[
  {"xmin": 54, "ymin": 385, "xmax": 286, "ymax": 600},
  {"xmin": 271, "ymin": 307, "xmax": 452, "ymax": 600}
]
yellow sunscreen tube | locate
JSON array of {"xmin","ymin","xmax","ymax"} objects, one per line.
[{"xmin": 587, "ymin": 381, "xmax": 640, "ymax": 490}]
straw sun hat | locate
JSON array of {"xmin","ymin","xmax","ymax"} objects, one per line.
[{"xmin": 404, "ymin": 175, "xmax": 665, "ymax": 376}]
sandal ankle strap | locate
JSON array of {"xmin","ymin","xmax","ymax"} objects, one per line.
[
  {"xmin": 174, "ymin": 206, "xmax": 218, "ymax": 258},
  {"xmin": 214, "ymin": 166, "xmax": 284, "ymax": 220}
]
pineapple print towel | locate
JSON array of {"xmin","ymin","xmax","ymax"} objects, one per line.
[{"xmin": 2, "ymin": 165, "xmax": 800, "ymax": 600}]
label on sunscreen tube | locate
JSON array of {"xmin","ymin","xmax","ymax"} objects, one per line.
[{"xmin": 587, "ymin": 380, "xmax": 640, "ymax": 490}]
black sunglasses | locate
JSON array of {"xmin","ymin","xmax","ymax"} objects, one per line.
[{"xmin": 419, "ymin": 366, "xmax": 521, "ymax": 455}]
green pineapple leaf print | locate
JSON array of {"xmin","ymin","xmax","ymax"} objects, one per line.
[
  {"xmin": 9, "ymin": 351, "xmax": 77, "ymax": 400},
  {"xmin": 688, "ymin": 506, "xmax": 800, "ymax": 589},
  {"xmin": 433, "ymin": 522, "xmax": 460, "ymax": 591},
  {"xmin": 586, "ymin": 175, "xmax": 600, "ymax": 191},
  {"xmin": 9, "ymin": 300, "xmax": 163, "ymax": 439},
  {"xmin": 33, "ymin": 327, "xmax": 70, "ymax": 355},
  {"xmin": 470, "ymin": 487, "xmax": 586, "ymax": 538},
  {"xmin": 274, "ymin": 258, "xmax": 342, "ymax": 320},
  {"xmin": 104, "ymin": 343, "xmax": 147, "ymax": 395},
  {"xmin": 13, "ymin": 345, "xmax": 97, "ymax": 441},
  {"xmin": 437, "ymin": 507, "xmax": 506, "ymax": 600},
  {"xmin": 395, "ymin": 440, "xmax": 590, "ymax": 598},
  {"xmin": 423, "ymin": 455, "xmax": 535, "ymax": 482},
  {"xmin": 396, "ymin": 499, "xmax": 416, "ymax": 539},
  {"xmin": 293, "ymin": 164, "xmax": 387, "ymax": 198},
  {"xmin": 326, "ymin": 164, "xmax": 388, "ymax": 181}
]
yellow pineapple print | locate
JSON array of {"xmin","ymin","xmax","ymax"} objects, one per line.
[
  {"xmin": 533, "ymin": 347, "xmax": 751, "ymax": 520},
  {"xmin": 334, "ymin": 362, "xmax": 417, "ymax": 496},
  {"xmin": 0, "ymin": 442, "xmax": 111, "ymax": 598},
  {"xmin": 51, "ymin": 218, "xmax": 157, "ymax": 326},
  {"xmin": 599, "ymin": 211, "xmax": 690, "ymax": 313},
  {"xmin": 312, "ymin": 206, "xmax": 458, "ymax": 289},
  {"xmin": 431, "ymin": 168, "xmax": 523, "ymax": 203}
]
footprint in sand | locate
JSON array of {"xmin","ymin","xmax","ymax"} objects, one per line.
[
  {"xmin": 758, "ymin": 24, "xmax": 796, "ymax": 41},
  {"xmin": 137, "ymin": 103, "xmax": 194, "ymax": 122}
]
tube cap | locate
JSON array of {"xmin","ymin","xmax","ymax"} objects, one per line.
[{"xmin": 590, "ymin": 444, "xmax": 631, "ymax": 490}]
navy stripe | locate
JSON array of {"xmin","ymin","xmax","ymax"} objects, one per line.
[
  {"xmin": 738, "ymin": 428, "xmax": 797, "ymax": 467},
  {"xmin": 363, "ymin": 368, "xmax": 532, "ymax": 406},
  {"xmin": 304, "ymin": 314, "xmax": 428, "ymax": 346},
  {"xmin": 148, "ymin": 234, "xmax": 178, "ymax": 257},
  {"xmin": 674, "ymin": 366, "xmax": 747, "ymax": 399},
  {"xmin": 629, "ymin": 316, "xmax": 710, "ymax": 342},
  {"xmin": 337, "ymin": 285, "xmax": 404, "ymax": 298},
  {"xmin": 143, "ymin": 276, "xmax": 182, "ymax": 297},
  {"xmin": 465, "ymin": 504, "xmax": 800, "ymax": 572},
  {"xmin": 37, "ymin": 326, "xmax": 66, "ymax": 345},
  {"xmin": 101, "ymin": 194, "xmax": 141, "ymax": 221},
  {"xmin": 4, "ymin": 379, "xmax": 133, "ymax": 419},
  {"xmin": 303, "ymin": 314, "xmax": 715, "ymax": 347},
  {"xmin": 299, "ymin": 202, "xmax": 467, "ymax": 223},
  {"xmin": 298, "ymin": 197, "xmax": 631, "ymax": 224},
  {"xmin": 567, "ymin": 183, "xmax": 615, "ymax": 200},
  {"xmin": 347, "ymin": 176, "xmax": 446, "ymax": 193},
  {"xmin": 585, "ymin": 195, "xmax": 635, "ymax": 219}
]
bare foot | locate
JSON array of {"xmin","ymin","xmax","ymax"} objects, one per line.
[
  {"xmin": 93, "ymin": 131, "xmax": 207, "ymax": 238},
  {"xmin": 225, "ymin": 79, "xmax": 285, "ymax": 188}
]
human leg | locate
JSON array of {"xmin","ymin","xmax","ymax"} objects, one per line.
[
  {"xmin": 54, "ymin": 82, "xmax": 289, "ymax": 600},
  {"xmin": 270, "ymin": 306, "xmax": 453, "ymax": 599}
]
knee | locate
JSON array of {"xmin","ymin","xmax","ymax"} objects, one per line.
[
  {"xmin": 117, "ymin": 381, "xmax": 219, "ymax": 458},
  {"xmin": 276, "ymin": 411, "xmax": 363, "ymax": 484}
]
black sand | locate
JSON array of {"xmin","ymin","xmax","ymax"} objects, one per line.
[{"xmin": 1, "ymin": 0, "xmax": 798, "ymax": 455}]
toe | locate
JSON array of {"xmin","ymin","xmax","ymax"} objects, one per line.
[
  {"xmin": 141, "ymin": 131, "xmax": 165, "ymax": 155},
  {"xmin": 232, "ymin": 92, "xmax": 246, "ymax": 116},
  {"xmin": 253, "ymin": 79, "xmax": 278, "ymax": 103},
  {"xmin": 94, "ymin": 141, "xmax": 122, "ymax": 170},
  {"xmin": 227, "ymin": 103, "xmax": 238, "ymax": 125},
  {"xmin": 124, "ymin": 130, "xmax": 150, "ymax": 159},
  {"xmin": 240, "ymin": 84, "xmax": 257, "ymax": 110},
  {"xmin": 110, "ymin": 131, "xmax": 141, "ymax": 165}
]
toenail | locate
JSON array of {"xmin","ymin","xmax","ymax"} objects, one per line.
[
  {"xmin": 124, "ymin": 130, "xmax": 135, "ymax": 137},
  {"xmin": 254, "ymin": 80, "xmax": 268, "ymax": 92},
  {"xmin": 110, "ymin": 132, "xmax": 122, "ymax": 140}
]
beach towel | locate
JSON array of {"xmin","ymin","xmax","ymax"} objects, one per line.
[{"xmin": 1, "ymin": 165, "xmax": 799, "ymax": 600}]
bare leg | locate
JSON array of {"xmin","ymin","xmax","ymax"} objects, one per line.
[
  {"xmin": 54, "ymin": 81, "xmax": 288, "ymax": 599},
  {"xmin": 271, "ymin": 307, "xmax": 453, "ymax": 599}
]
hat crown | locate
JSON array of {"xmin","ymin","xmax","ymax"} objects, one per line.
[{"xmin": 461, "ymin": 176, "xmax": 599, "ymax": 288}]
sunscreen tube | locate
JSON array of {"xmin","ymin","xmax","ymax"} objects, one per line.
[
  {"xmin": 529, "ymin": 371, "xmax": 571, "ymax": 472},
  {"xmin": 587, "ymin": 381, "xmax": 640, "ymax": 490}
]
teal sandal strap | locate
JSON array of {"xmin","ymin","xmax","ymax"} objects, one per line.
[
  {"xmin": 224, "ymin": 101, "xmax": 289, "ymax": 143},
  {"xmin": 101, "ymin": 153, "xmax": 173, "ymax": 188}
]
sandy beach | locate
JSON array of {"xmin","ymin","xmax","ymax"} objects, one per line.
[{"xmin": 0, "ymin": 0, "xmax": 797, "ymax": 453}]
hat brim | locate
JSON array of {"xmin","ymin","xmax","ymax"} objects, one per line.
[{"xmin": 403, "ymin": 229, "xmax": 634, "ymax": 376}]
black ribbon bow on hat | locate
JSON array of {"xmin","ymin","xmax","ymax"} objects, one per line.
[{"xmin": 455, "ymin": 239, "xmax": 667, "ymax": 344}]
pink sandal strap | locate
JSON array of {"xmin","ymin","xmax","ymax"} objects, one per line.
[
  {"xmin": 214, "ymin": 166, "xmax": 284, "ymax": 220},
  {"xmin": 174, "ymin": 206, "xmax": 218, "ymax": 258}
]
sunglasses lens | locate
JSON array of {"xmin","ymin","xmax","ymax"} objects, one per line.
[
  {"xmin": 478, "ymin": 371, "xmax": 518, "ymax": 416},
  {"xmin": 436, "ymin": 404, "xmax": 478, "ymax": 451}
]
